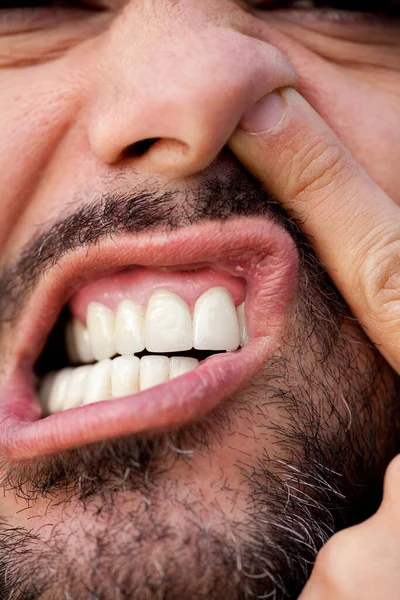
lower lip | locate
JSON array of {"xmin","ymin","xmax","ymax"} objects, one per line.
[
  {"xmin": 0, "ymin": 217, "xmax": 298, "ymax": 460},
  {"xmin": 0, "ymin": 339, "xmax": 269, "ymax": 460}
]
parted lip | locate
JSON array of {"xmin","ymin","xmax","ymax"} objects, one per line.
[{"xmin": 0, "ymin": 217, "xmax": 298, "ymax": 460}]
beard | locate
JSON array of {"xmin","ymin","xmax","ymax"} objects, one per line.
[{"xmin": 0, "ymin": 158, "xmax": 399, "ymax": 599}]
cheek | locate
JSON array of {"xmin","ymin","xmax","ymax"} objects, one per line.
[{"xmin": 0, "ymin": 63, "xmax": 85, "ymax": 254}]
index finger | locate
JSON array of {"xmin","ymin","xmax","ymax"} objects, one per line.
[{"xmin": 229, "ymin": 88, "xmax": 400, "ymax": 373}]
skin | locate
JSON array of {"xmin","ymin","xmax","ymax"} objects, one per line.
[
  {"xmin": 0, "ymin": 0, "xmax": 400, "ymax": 597},
  {"xmin": 229, "ymin": 72, "xmax": 400, "ymax": 596}
]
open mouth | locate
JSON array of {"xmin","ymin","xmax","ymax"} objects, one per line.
[
  {"xmin": 37, "ymin": 271, "xmax": 249, "ymax": 415},
  {"xmin": 0, "ymin": 217, "xmax": 298, "ymax": 460}
]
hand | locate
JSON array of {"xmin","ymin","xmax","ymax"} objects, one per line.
[
  {"xmin": 229, "ymin": 88, "xmax": 400, "ymax": 598},
  {"xmin": 229, "ymin": 88, "xmax": 400, "ymax": 374},
  {"xmin": 298, "ymin": 455, "xmax": 400, "ymax": 599}
]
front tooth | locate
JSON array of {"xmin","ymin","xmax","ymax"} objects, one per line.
[
  {"xmin": 66, "ymin": 319, "xmax": 95, "ymax": 364},
  {"xmin": 83, "ymin": 359, "xmax": 112, "ymax": 404},
  {"xmin": 46, "ymin": 368, "xmax": 73, "ymax": 414},
  {"xmin": 145, "ymin": 290, "xmax": 192, "ymax": 353},
  {"xmin": 115, "ymin": 300, "xmax": 145, "ymax": 355},
  {"xmin": 87, "ymin": 302, "xmax": 116, "ymax": 361},
  {"xmin": 111, "ymin": 356, "xmax": 140, "ymax": 398},
  {"xmin": 237, "ymin": 303, "xmax": 249, "ymax": 346},
  {"xmin": 193, "ymin": 287, "xmax": 240, "ymax": 351},
  {"xmin": 140, "ymin": 355, "xmax": 170, "ymax": 391},
  {"xmin": 63, "ymin": 365, "xmax": 91, "ymax": 411},
  {"xmin": 169, "ymin": 357, "xmax": 198, "ymax": 379}
]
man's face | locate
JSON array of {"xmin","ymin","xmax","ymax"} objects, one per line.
[{"xmin": 0, "ymin": 1, "xmax": 400, "ymax": 598}]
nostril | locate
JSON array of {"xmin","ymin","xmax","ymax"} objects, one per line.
[
  {"xmin": 123, "ymin": 137, "xmax": 160, "ymax": 158},
  {"xmin": 122, "ymin": 137, "xmax": 193, "ymax": 177}
]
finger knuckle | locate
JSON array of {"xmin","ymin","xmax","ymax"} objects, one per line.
[
  {"xmin": 281, "ymin": 133, "xmax": 351, "ymax": 204},
  {"xmin": 358, "ymin": 236, "xmax": 400, "ymax": 326}
]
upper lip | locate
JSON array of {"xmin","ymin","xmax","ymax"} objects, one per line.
[{"xmin": 0, "ymin": 216, "xmax": 298, "ymax": 460}]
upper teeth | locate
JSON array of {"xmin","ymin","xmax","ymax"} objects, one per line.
[
  {"xmin": 67, "ymin": 286, "xmax": 248, "ymax": 364},
  {"xmin": 192, "ymin": 287, "xmax": 240, "ymax": 351},
  {"xmin": 145, "ymin": 290, "xmax": 193, "ymax": 353},
  {"xmin": 115, "ymin": 299, "xmax": 145, "ymax": 355},
  {"xmin": 38, "ymin": 287, "xmax": 249, "ymax": 415}
]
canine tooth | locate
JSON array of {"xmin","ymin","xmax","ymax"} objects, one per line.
[
  {"xmin": 63, "ymin": 365, "xmax": 91, "ymax": 410},
  {"xmin": 87, "ymin": 302, "xmax": 116, "ymax": 361},
  {"xmin": 169, "ymin": 357, "xmax": 198, "ymax": 379},
  {"xmin": 145, "ymin": 290, "xmax": 192, "ymax": 353},
  {"xmin": 237, "ymin": 303, "xmax": 249, "ymax": 346},
  {"xmin": 115, "ymin": 300, "xmax": 145, "ymax": 355},
  {"xmin": 83, "ymin": 359, "xmax": 112, "ymax": 404},
  {"xmin": 140, "ymin": 355, "xmax": 169, "ymax": 391},
  {"xmin": 46, "ymin": 368, "xmax": 74, "ymax": 414},
  {"xmin": 193, "ymin": 287, "xmax": 240, "ymax": 351},
  {"xmin": 66, "ymin": 319, "xmax": 95, "ymax": 364},
  {"xmin": 111, "ymin": 356, "xmax": 140, "ymax": 398}
]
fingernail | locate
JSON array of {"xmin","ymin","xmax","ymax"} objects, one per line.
[{"xmin": 239, "ymin": 90, "xmax": 287, "ymax": 134}]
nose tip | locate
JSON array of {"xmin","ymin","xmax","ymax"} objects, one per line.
[{"xmin": 88, "ymin": 24, "xmax": 296, "ymax": 179}]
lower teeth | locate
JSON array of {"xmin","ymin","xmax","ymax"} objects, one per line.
[{"xmin": 39, "ymin": 355, "xmax": 199, "ymax": 415}]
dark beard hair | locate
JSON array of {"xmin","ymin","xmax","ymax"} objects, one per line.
[
  {"xmin": 0, "ymin": 156, "xmax": 320, "ymax": 330},
  {"xmin": 0, "ymin": 158, "xmax": 399, "ymax": 599},
  {"xmin": 0, "ymin": 331, "xmax": 398, "ymax": 600}
]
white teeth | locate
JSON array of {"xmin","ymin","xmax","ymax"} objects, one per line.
[
  {"xmin": 46, "ymin": 285, "xmax": 247, "ymax": 414},
  {"xmin": 145, "ymin": 290, "xmax": 192, "ymax": 353},
  {"xmin": 193, "ymin": 287, "xmax": 240, "ymax": 351},
  {"xmin": 67, "ymin": 286, "xmax": 245, "ymax": 361},
  {"xmin": 66, "ymin": 319, "xmax": 95, "ymax": 364},
  {"xmin": 83, "ymin": 358, "xmax": 112, "ymax": 405},
  {"xmin": 64, "ymin": 365, "xmax": 91, "ymax": 410},
  {"xmin": 39, "ymin": 372, "xmax": 58, "ymax": 413},
  {"xmin": 169, "ymin": 357, "xmax": 198, "ymax": 379},
  {"xmin": 87, "ymin": 302, "xmax": 116, "ymax": 361},
  {"xmin": 140, "ymin": 355, "xmax": 170, "ymax": 391},
  {"xmin": 111, "ymin": 356, "xmax": 140, "ymax": 398},
  {"xmin": 46, "ymin": 368, "xmax": 73, "ymax": 414},
  {"xmin": 115, "ymin": 300, "xmax": 145, "ymax": 355},
  {"xmin": 41, "ymin": 354, "xmax": 199, "ymax": 414},
  {"xmin": 237, "ymin": 303, "xmax": 249, "ymax": 346}
]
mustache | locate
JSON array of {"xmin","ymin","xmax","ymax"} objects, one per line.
[{"xmin": 0, "ymin": 169, "xmax": 299, "ymax": 329}]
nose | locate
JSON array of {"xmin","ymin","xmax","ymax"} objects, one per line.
[{"xmin": 87, "ymin": 0, "xmax": 296, "ymax": 178}]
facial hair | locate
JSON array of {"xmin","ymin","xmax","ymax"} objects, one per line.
[{"xmin": 0, "ymin": 159, "xmax": 399, "ymax": 599}]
